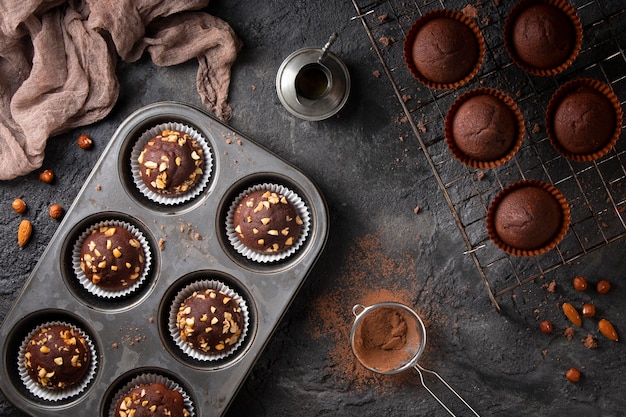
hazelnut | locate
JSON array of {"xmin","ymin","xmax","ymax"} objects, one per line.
[
  {"xmin": 11, "ymin": 198, "xmax": 26, "ymax": 214},
  {"xmin": 596, "ymin": 280, "xmax": 611, "ymax": 294},
  {"xmin": 77, "ymin": 134, "xmax": 93, "ymax": 150},
  {"xmin": 581, "ymin": 303, "xmax": 596, "ymax": 318},
  {"xmin": 566, "ymin": 367, "xmax": 581, "ymax": 383},
  {"xmin": 539, "ymin": 320, "xmax": 553, "ymax": 334},
  {"xmin": 49, "ymin": 204, "xmax": 64, "ymax": 220},
  {"xmin": 573, "ymin": 276, "xmax": 587, "ymax": 291},
  {"xmin": 39, "ymin": 169, "xmax": 54, "ymax": 184}
]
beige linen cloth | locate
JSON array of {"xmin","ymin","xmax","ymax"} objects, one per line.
[{"xmin": 0, "ymin": 0, "xmax": 241, "ymax": 180}]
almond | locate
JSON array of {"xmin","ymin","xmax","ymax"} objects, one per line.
[
  {"xmin": 17, "ymin": 219, "xmax": 32, "ymax": 247},
  {"xmin": 562, "ymin": 302, "xmax": 582, "ymax": 327},
  {"xmin": 598, "ymin": 319, "xmax": 618, "ymax": 342}
]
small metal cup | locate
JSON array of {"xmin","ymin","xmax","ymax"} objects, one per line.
[{"xmin": 276, "ymin": 37, "xmax": 350, "ymax": 121}]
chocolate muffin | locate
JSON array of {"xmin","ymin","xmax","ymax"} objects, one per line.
[
  {"xmin": 447, "ymin": 91, "xmax": 520, "ymax": 164},
  {"xmin": 80, "ymin": 225, "xmax": 145, "ymax": 291},
  {"xmin": 138, "ymin": 129, "xmax": 204, "ymax": 195},
  {"xmin": 24, "ymin": 325, "xmax": 91, "ymax": 390},
  {"xmin": 232, "ymin": 189, "xmax": 303, "ymax": 254},
  {"xmin": 490, "ymin": 182, "xmax": 566, "ymax": 252},
  {"xmin": 176, "ymin": 288, "xmax": 244, "ymax": 355},
  {"xmin": 411, "ymin": 17, "xmax": 477, "ymax": 84},
  {"xmin": 115, "ymin": 382, "xmax": 190, "ymax": 417},
  {"xmin": 550, "ymin": 86, "xmax": 617, "ymax": 156},
  {"xmin": 505, "ymin": 0, "xmax": 582, "ymax": 75}
]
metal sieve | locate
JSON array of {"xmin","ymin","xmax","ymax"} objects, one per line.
[{"xmin": 351, "ymin": 302, "xmax": 481, "ymax": 417}]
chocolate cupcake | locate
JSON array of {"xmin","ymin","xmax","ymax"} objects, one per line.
[
  {"xmin": 504, "ymin": 0, "xmax": 582, "ymax": 76},
  {"xmin": 169, "ymin": 280, "xmax": 249, "ymax": 361},
  {"xmin": 403, "ymin": 9, "xmax": 485, "ymax": 89},
  {"xmin": 131, "ymin": 122, "xmax": 212, "ymax": 205},
  {"xmin": 73, "ymin": 220, "xmax": 151, "ymax": 298},
  {"xmin": 226, "ymin": 183, "xmax": 310, "ymax": 263},
  {"xmin": 110, "ymin": 373, "xmax": 193, "ymax": 417},
  {"xmin": 546, "ymin": 78, "xmax": 623, "ymax": 161},
  {"xmin": 19, "ymin": 321, "xmax": 97, "ymax": 401},
  {"xmin": 445, "ymin": 88, "xmax": 525, "ymax": 168},
  {"xmin": 487, "ymin": 180, "xmax": 570, "ymax": 256}
]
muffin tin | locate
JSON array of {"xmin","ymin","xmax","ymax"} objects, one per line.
[{"xmin": 0, "ymin": 102, "xmax": 329, "ymax": 416}]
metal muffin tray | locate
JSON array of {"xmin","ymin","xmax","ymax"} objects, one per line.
[{"xmin": 0, "ymin": 102, "xmax": 329, "ymax": 416}]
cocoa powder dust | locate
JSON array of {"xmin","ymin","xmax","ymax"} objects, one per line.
[{"xmin": 307, "ymin": 229, "xmax": 433, "ymax": 393}]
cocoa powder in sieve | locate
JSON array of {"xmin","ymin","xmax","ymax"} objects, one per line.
[{"xmin": 352, "ymin": 306, "xmax": 421, "ymax": 373}]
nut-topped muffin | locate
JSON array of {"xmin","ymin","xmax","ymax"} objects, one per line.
[
  {"xmin": 80, "ymin": 225, "xmax": 145, "ymax": 291},
  {"xmin": 114, "ymin": 382, "xmax": 190, "ymax": 417},
  {"xmin": 232, "ymin": 189, "xmax": 303, "ymax": 254},
  {"xmin": 23, "ymin": 325, "xmax": 91, "ymax": 390},
  {"xmin": 176, "ymin": 288, "xmax": 244, "ymax": 356},
  {"xmin": 138, "ymin": 129, "xmax": 204, "ymax": 196}
]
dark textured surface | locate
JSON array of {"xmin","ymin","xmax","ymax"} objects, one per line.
[{"xmin": 1, "ymin": 0, "xmax": 625, "ymax": 416}]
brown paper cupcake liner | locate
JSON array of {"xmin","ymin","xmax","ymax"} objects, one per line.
[
  {"xmin": 486, "ymin": 179, "xmax": 570, "ymax": 257},
  {"xmin": 226, "ymin": 183, "xmax": 311, "ymax": 263},
  {"xmin": 445, "ymin": 87, "xmax": 525, "ymax": 169},
  {"xmin": 504, "ymin": 0, "xmax": 583, "ymax": 76},
  {"xmin": 18, "ymin": 321, "xmax": 98, "ymax": 401},
  {"xmin": 108, "ymin": 373, "xmax": 194, "ymax": 417},
  {"xmin": 72, "ymin": 220, "xmax": 152, "ymax": 298},
  {"xmin": 546, "ymin": 78, "xmax": 623, "ymax": 162},
  {"xmin": 403, "ymin": 9, "xmax": 485, "ymax": 90},
  {"xmin": 130, "ymin": 121, "xmax": 213, "ymax": 205},
  {"xmin": 168, "ymin": 280, "xmax": 250, "ymax": 362}
]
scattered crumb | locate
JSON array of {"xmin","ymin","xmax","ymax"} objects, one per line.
[
  {"xmin": 95, "ymin": 185, "xmax": 101, "ymax": 191},
  {"xmin": 417, "ymin": 121, "xmax": 426, "ymax": 133},
  {"xmin": 582, "ymin": 334, "xmax": 598, "ymax": 349},
  {"xmin": 481, "ymin": 17, "xmax": 490, "ymax": 25},
  {"xmin": 541, "ymin": 349, "xmax": 548, "ymax": 357},
  {"xmin": 373, "ymin": 70, "xmax": 381, "ymax": 78},
  {"xmin": 399, "ymin": 136, "xmax": 405, "ymax": 142},
  {"xmin": 194, "ymin": 233, "xmax": 202, "ymax": 241},
  {"xmin": 462, "ymin": 4, "xmax": 479, "ymax": 19},
  {"xmin": 476, "ymin": 171, "xmax": 485, "ymax": 181},
  {"xmin": 377, "ymin": 14, "xmax": 388, "ymax": 22},
  {"xmin": 547, "ymin": 281, "xmax": 556, "ymax": 292},
  {"xmin": 379, "ymin": 37, "xmax": 391, "ymax": 46},
  {"xmin": 532, "ymin": 123, "xmax": 541, "ymax": 134},
  {"xmin": 413, "ymin": 206, "xmax": 420, "ymax": 214},
  {"xmin": 112, "ymin": 343, "xmax": 119, "ymax": 349},
  {"xmin": 401, "ymin": 94, "xmax": 411, "ymax": 103},
  {"xmin": 148, "ymin": 317, "xmax": 154, "ymax": 323},
  {"xmin": 158, "ymin": 238, "xmax": 165, "ymax": 251},
  {"xmin": 398, "ymin": 115, "xmax": 408, "ymax": 124},
  {"xmin": 226, "ymin": 138, "xmax": 232, "ymax": 144},
  {"xmin": 251, "ymin": 85, "xmax": 256, "ymax": 90},
  {"xmin": 564, "ymin": 327, "xmax": 574, "ymax": 341}
]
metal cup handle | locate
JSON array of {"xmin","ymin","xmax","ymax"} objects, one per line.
[{"xmin": 412, "ymin": 364, "xmax": 481, "ymax": 417}]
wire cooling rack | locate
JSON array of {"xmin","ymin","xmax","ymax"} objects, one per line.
[{"xmin": 350, "ymin": 0, "xmax": 626, "ymax": 311}]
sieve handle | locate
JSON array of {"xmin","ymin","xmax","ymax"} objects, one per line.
[
  {"xmin": 413, "ymin": 364, "xmax": 481, "ymax": 417},
  {"xmin": 352, "ymin": 303, "xmax": 366, "ymax": 317}
]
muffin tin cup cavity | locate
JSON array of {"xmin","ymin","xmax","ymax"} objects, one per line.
[
  {"xmin": 503, "ymin": 0, "xmax": 583, "ymax": 77},
  {"xmin": 17, "ymin": 321, "xmax": 97, "ymax": 402},
  {"xmin": 168, "ymin": 280, "xmax": 250, "ymax": 362},
  {"xmin": 486, "ymin": 179, "xmax": 571, "ymax": 257},
  {"xmin": 546, "ymin": 78, "xmax": 623, "ymax": 162},
  {"xmin": 130, "ymin": 121, "xmax": 213, "ymax": 205},
  {"xmin": 403, "ymin": 9, "xmax": 485, "ymax": 90},
  {"xmin": 108, "ymin": 372, "xmax": 194, "ymax": 417},
  {"xmin": 445, "ymin": 87, "xmax": 525, "ymax": 169},
  {"xmin": 226, "ymin": 183, "xmax": 311, "ymax": 263},
  {"xmin": 72, "ymin": 220, "xmax": 152, "ymax": 299}
]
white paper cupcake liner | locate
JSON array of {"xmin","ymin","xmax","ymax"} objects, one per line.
[
  {"xmin": 130, "ymin": 121, "xmax": 213, "ymax": 205},
  {"xmin": 108, "ymin": 373, "xmax": 194, "ymax": 417},
  {"xmin": 168, "ymin": 280, "xmax": 249, "ymax": 362},
  {"xmin": 225, "ymin": 183, "xmax": 311, "ymax": 263},
  {"xmin": 72, "ymin": 220, "xmax": 152, "ymax": 298},
  {"xmin": 18, "ymin": 321, "xmax": 97, "ymax": 401}
]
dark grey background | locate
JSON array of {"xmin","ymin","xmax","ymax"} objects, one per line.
[{"xmin": 1, "ymin": 0, "xmax": 625, "ymax": 416}]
